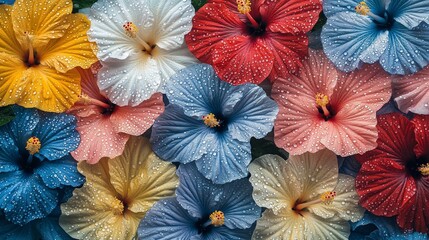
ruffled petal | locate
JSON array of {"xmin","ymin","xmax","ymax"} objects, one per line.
[
  {"xmin": 97, "ymin": 53, "xmax": 162, "ymax": 106},
  {"xmin": 185, "ymin": 2, "xmax": 243, "ymax": 63},
  {"xmin": 211, "ymin": 36, "xmax": 274, "ymax": 85},
  {"xmin": 151, "ymin": 104, "xmax": 217, "ymax": 161},
  {"xmin": 379, "ymin": 22, "xmax": 429, "ymax": 75},
  {"xmin": 138, "ymin": 198, "xmax": 199, "ymax": 239},
  {"xmin": 205, "ymin": 225, "xmax": 254, "ymax": 240},
  {"xmin": 34, "ymin": 155, "xmax": 84, "ymax": 188},
  {"xmin": 393, "ymin": 66, "xmax": 429, "ymax": 114},
  {"xmin": 11, "ymin": 0, "xmax": 72, "ymax": 47},
  {"xmin": 0, "ymin": 5, "xmax": 23, "ymax": 57},
  {"xmin": 0, "ymin": 130, "xmax": 20, "ymax": 173},
  {"xmin": 321, "ymin": 12, "xmax": 389, "ymax": 72},
  {"xmin": 252, "ymin": 209, "xmax": 305, "ymax": 240},
  {"xmin": 0, "ymin": 171, "xmax": 58, "ymax": 225},
  {"xmin": 3, "ymin": 106, "xmax": 39, "ymax": 150},
  {"xmin": 411, "ymin": 114, "xmax": 429, "ymax": 158},
  {"xmin": 37, "ymin": 213, "xmax": 74, "ymax": 240},
  {"xmin": 110, "ymin": 93, "xmax": 164, "ymax": 136},
  {"xmin": 323, "ymin": 0, "xmax": 387, "ymax": 17},
  {"xmin": 39, "ymin": 14, "xmax": 97, "ymax": 73},
  {"xmin": 0, "ymin": 54, "xmax": 28, "ymax": 108},
  {"xmin": 303, "ymin": 212, "xmax": 350, "ymax": 239},
  {"xmin": 356, "ymin": 158, "xmax": 416, "ymax": 217},
  {"xmin": 144, "ymin": 0, "xmax": 194, "ymax": 50},
  {"xmin": 261, "ymin": 0, "xmax": 322, "ymax": 33},
  {"xmin": 388, "ymin": 0, "xmax": 429, "ymax": 29}
]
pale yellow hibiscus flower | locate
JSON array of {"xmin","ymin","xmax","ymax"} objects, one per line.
[{"xmin": 249, "ymin": 149, "xmax": 365, "ymax": 240}]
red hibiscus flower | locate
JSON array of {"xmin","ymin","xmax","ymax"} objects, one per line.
[
  {"xmin": 356, "ymin": 113, "xmax": 429, "ymax": 233},
  {"xmin": 185, "ymin": 0, "xmax": 322, "ymax": 85}
]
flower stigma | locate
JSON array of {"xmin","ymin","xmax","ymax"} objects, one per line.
[
  {"xmin": 294, "ymin": 191, "xmax": 337, "ymax": 211},
  {"xmin": 320, "ymin": 191, "xmax": 337, "ymax": 204},
  {"xmin": 123, "ymin": 22, "xmax": 139, "ymax": 38},
  {"xmin": 24, "ymin": 31, "xmax": 36, "ymax": 66},
  {"xmin": 26, "ymin": 136, "xmax": 41, "ymax": 155},
  {"xmin": 355, "ymin": 1, "xmax": 387, "ymax": 24},
  {"xmin": 315, "ymin": 93, "xmax": 331, "ymax": 118},
  {"xmin": 203, "ymin": 113, "xmax": 221, "ymax": 128},
  {"xmin": 209, "ymin": 210, "xmax": 225, "ymax": 227},
  {"xmin": 112, "ymin": 197, "xmax": 125, "ymax": 215},
  {"xmin": 418, "ymin": 163, "xmax": 429, "ymax": 176}
]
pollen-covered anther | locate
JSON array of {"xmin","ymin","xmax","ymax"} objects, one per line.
[
  {"xmin": 26, "ymin": 136, "xmax": 41, "ymax": 155},
  {"xmin": 418, "ymin": 163, "xmax": 429, "ymax": 176},
  {"xmin": 123, "ymin": 21, "xmax": 139, "ymax": 38},
  {"xmin": 112, "ymin": 198, "xmax": 125, "ymax": 215},
  {"xmin": 203, "ymin": 113, "xmax": 220, "ymax": 128},
  {"xmin": 355, "ymin": 1, "xmax": 370, "ymax": 15},
  {"xmin": 315, "ymin": 93, "xmax": 331, "ymax": 117},
  {"xmin": 320, "ymin": 191, "xmax": 336, "ymax": 205},
  {"xmin": 237, "ymin": 0, "xmax": 251, "ymax": 14},
  {"xmin": 209, "ymin": 210, "xmax": 225, "ymax": 227}
]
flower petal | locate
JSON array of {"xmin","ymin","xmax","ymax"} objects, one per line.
[
  {"xmin": 205, "ymin": 225, "xmax": 255, "ymax": 240},
  {"xmin": 97, "ymin": 54, "xmax": 162, "ymax": 106},
  {"xmin": 356, "ymin": 158, "xmax": 416, "ymax": 217},
  {"xmin": 39, "ymin": 14, "xmax": 97, "ymax": 73},
  {"xmin": 393, "ymin": 66, "xmax": 429, "ymax": 114},
  {"xmin": 0, "ymin": 5, "xmax": 23, "ymax": 57},
  {"xmin": 138, "ymin": 198, "xmax": 199, "ymax": 239},
  {"xmin": 0, "ymin": 130, "xmax": 20, "ymax": 173},
  {"xmin": 212, "ymin": 36, "xmax": 274, "ymax": 85},
  {"xmin": 388, "ymin": 0, "xmax": 429, "ymax": 29},
  {"xmin": 321, "ymin": 12, "xmax": 389, "ymax": 72},
  {"xmin": 379, "ymin": 22, "xmax": 429, "ymax": 75},
  {"xmin": 323, "ymin": 0, "xmax": 387, "ymax": 18},
  {"xmin": 11, "ymin": 0, "xmax": 72, "ymax": 47},
  {"xmin": 252, "ymin": 209, "xmax": 305, "ymax": 240},
  {"xmin": 411, "ymin": 114, "xmax": 429, "ymax": 158},
  {"xmin": 0, "ymin": 54, "xmax": 28, "ymax": 108},
  {"xmin": 303, "ymin": 212, "xmax": 350, "ymax": 239}
]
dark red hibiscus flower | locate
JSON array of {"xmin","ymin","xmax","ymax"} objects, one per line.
[
  {"xmin": 355, "ymin": 113, "xmax": 429, "ymax": 233},
  {"xmin": 185, "ymin": 0, "xmax": 322, "ymax": 85}
]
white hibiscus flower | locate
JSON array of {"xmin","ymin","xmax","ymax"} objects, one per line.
[{"xmin": 88, "ymin": 0, "xmax": 197, "ymax": 106}]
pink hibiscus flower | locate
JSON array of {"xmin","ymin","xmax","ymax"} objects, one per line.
[
  {"xmin": 355, "ymin": 113, "xmax": 429, "ymax": 233},
  {"xmin": 185, "ymin": 0, "xmax": 321, "ymax": 85},
  {"xmin": 393, "ymin": 65, "xmax": 429, "ymax": 114},
  {"xmin": 272, "ymin": 50, "xmax": 391, "ymax": 157},
  {"xmin": 68, "ymin": 63, "xmax": 164, "ymax": 164}
]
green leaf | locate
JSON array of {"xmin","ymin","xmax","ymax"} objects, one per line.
[
  {"xmin": 250, "ymin": 137, "xmax": 289, "ymax": 160},
  {"xmin": 72, "ymin": 0, "xmax": 98, "ymax": 12},
  {"xmin": 0, "ymin": 106, "xmax": 15, "ymax": 127},
  {"xmin": 192, "ymin": 0, "xmax": 207, "ymax": 10}
]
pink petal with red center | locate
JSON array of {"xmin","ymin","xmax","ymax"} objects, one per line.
[
  {"xmin": 263, "ymin": 31, "xmax": 308, "ymax": 82},
  {"xmin": 393, "ymin": 66, "xmax": 429, "ymax": 114},
  {"xmin": 272, "ymin": 50, "xmax": 337, "ymax": 155},
  {"xmin": 110, "ymin": 93, "xmax": 164, "ymax": 136},
  {"xmin": 72, "ymin": 114, "xmax": 129, "ymax": 164},
  {"xmin": 411, "ymin": 114, "xmax": 429, "ymax": 158},
  {"xmin": 356, "ymin": 158, "xmax": 416, "ymax": 217},
  {"xmin": 211, "ymin": 36, "xmax": 274, "ymax": 85},
  {"xmin": 261, "ymin": 0, "xmax": 322, "ymax": 34},
  {"xmin": 185, "ymin": 2, "xmax": 243, "ymax": 64},
  {"xmin": 397, "ymin": 177, "xmax": 429, "ymax": 233},
  {"xmin": 356, "ymin": 113, "xmax": 416, "ymax": 164}
]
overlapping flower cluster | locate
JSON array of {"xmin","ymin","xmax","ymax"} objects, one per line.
[{"xmin": 0, "ymin": 0, "xmax": 428, "ymax": 239}]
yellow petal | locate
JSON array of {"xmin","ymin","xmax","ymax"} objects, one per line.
[
  {"xmin": 252, "ymin": 209, "xmax": 305, "ymax": 240},
  {"xmin": 0, "ymin": 5, "xmax": 23, "ymax": 57},
  {"xmin": 40, "ymin": 14, "xmax": 97, "ymax": 73},
  {"xmin": 0, "ymin": 53, "xmax": 27, "ymax": 108},
  {"xmin": 11, "ymin": 0, "xmax": 72, "ymax": 48},
  {"xmin": 108, "ymin": 136, "xmax": 178, "ymax": 215}
]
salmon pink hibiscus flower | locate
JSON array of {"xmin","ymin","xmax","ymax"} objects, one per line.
[
  {"xmin": 68, "ymin": 64, "xmax": 164, "ymax": 164},
  {"xmin": 185, "ymin": 0, "xmax": 322, "ymax": 85},
  {"xmin": 272, "ymin": 50, "xmax": 391, "ymax": 157},
  {"xmin": 355, "ymin": 113, "xmax": 429, "ymax": 233}
]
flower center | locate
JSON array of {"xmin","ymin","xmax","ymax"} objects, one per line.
[
  {"xmin": 123, "ymin": 22, "xmax": 139, "ymax": 38},
  {"xmin": 293, "ymin": 191, "xmax": 337, "ymax": 212},
  {"xmin": 237, "ymin": 0, "xmax": 251, "ymax": 14},
  {"xmin": 78, "ymin": 93, "xmax": 116, "ymax": 115},
  {"xmin": 209, "ymin": 210, "xmax": 225, "ymax": 227},
  {"xmin": 23, "ymin": 32, "xmax": 39, "ymax": 67},
  {"xmin": 203, "ymin": 113, "xmax": 221, "ymax": 128},
  {"xmin": 418, "ymin": 163, "xmax": 429, "ymax": 176},
  {"xmin": 315, "ymin": 93, "xmax": 333, "ymax": 120},
  {"xmin": 112, "ymin": 197, "xmax": 125, "ymax": 215},
  {"xmin": 26, "ymin": 136, "xmax": 41, "ymax": 155},
  {"xmin": 355, "ymin": 1, "xmax": 388, "ymax": 25},
  {"xmin": 320, "ymin": 191, "xmax": 337, "ymax": 204}
]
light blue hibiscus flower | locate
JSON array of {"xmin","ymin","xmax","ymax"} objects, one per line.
[
  {"xmin": 0, "ymin": 106, "xmax": 84, "ymax": 225},
  {"xmin": 150, "ymin": 64, "xmax": 278, "ymax": 183},
  {"xmin": 138, "ymin": 163, "xmax": 260, "ymax": 239},
  {"xmin": 322, "ymin": 0, "xmax": 429, "ymax": 75},
  {"xmin": 0, "ymin": 0, "xmax": 14, "ymax": 4}
]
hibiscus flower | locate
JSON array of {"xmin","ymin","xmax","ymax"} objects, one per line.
[
  {"xmin": 0, "ymin": 106, "xmax": 84, "ymax": 225},
  {"xmin": 59, "ymin": 137, "xmax": 178, "ymax": 240},
  {"xmin": 393, "ymin": 65, "xmax": 429, "ymax": 114},
  {"xmin": 355, "ymin": 113, "xmax": 429, "ymax": 233},
  {"xmin": 88, "ymin": 0, "xmax": 197, "ymax": 106},
  {"xmin": 248, "ymin": 149, "xmax": 364, "ymax": 239},
  {"xmin": 322, "ymin": 0, "xmax": 429, "ymax": 75},
  {"xmin": 185, "ymin": 0, "xmax": 322, "ymax": 85},
  {"xmin": 0, "ymin": 0, "xmax": 97, "ymax": 112},
  {"xmin": 150, "ymin": 64, "xmax": 278, "ymax": 183},
  {"xmin": 138, "ymin": 162, "xmax": 260, "ymax": 239},
  {"xmin": 68, "ymin": 63, "xmax": 164, "ymax": 164},
  {"xmin": 272, "ymin": 50, "xmax": 391, "ymax": 157}
]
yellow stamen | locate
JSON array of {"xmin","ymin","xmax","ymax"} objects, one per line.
[
  {"xmin": 79, "ymin": 93, "xmax": 111, "ymax": 109},
  {"xmin": 24, "ymin": 31, "xmax": 35, "ymax": 66},
  {"xmin": 112, "ymin": 198, "xmax": 125, "ymax": 215},
  {"xmin": 355, "ymin": 1, "xmax": 370, "ymax": 15},
  {"xmin": 418, "ymin": 163, "xmax": 429, "ymax": 176},
  {"xmin": 209, "ymin": 210, "xmax": 225, "ymax": 227},
  {"xmin": 320, "ymin": 191, "xmax": 337, "ymax": 205},
  {"xmin": 123, "ymin": 22, "xmax": 139, "ymax": 38},
  {"xmin": 26, "ymin": 137, "xmax": 41, "ymax": 155},
  {"xmin": 203, "ymin": 113, "xmax": 220, "ymax": 128},
  {"xmin": 294, "ymin": 191, "xmax": 337, "ymax": 211},
  {"xmin": 237, "ymin": 0, "xmax": 251, "ymax": 14},
  {"xmin": 315, "ymin": 93, "xmax": 331, "ymax": 117}
]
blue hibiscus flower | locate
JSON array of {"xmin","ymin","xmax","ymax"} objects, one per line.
[
  {"xmin": 321, "ymin": 0, "xmax": 429, "ymax": 75},
  {"xmin": 0, "ymin": 106, "xmax": 84, "ymax": 225},
  {"xmin": 138, "ymin": 163, "xmax": 260, "ymax": 239},
  {"xmin": 151, "ymin": 64, "xmax": 278, "ymax": 183},
  {"xmin": 0, "ymin": 0, "xmax": 14, "ymax": 4}
]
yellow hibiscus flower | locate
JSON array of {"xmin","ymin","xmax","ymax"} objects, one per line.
[
  {"xmin": 59, "ymin": 136, "xmax": 178, "ymax": 240},
  {"xmin": 0, "ymin": 0, "xmax": 97, "ymax": 112}
]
